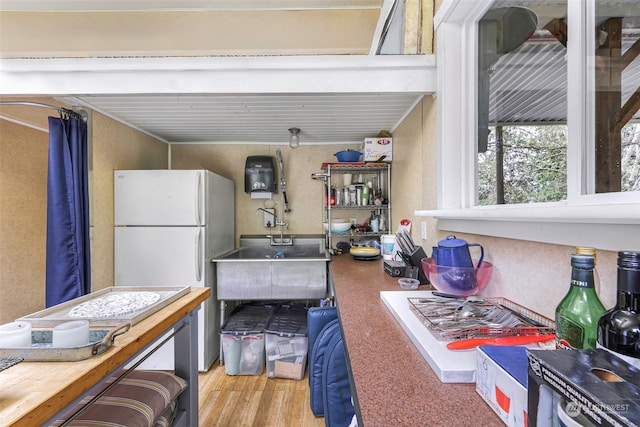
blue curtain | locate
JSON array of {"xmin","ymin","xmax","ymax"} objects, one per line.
[{"xmin": 46, "ymin": 116, "xmax": 91, "ymax": 307}]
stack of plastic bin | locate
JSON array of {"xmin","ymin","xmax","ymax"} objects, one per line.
[
  {"xmin": 220, "ymin": 303, "xmax": 276, "ymax": 376},
  {"xmin": 265, "ymin": 304, "xmax": 309, "ymax": 380}
]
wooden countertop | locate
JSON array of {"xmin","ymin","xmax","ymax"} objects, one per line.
[
  {"xmin": 330, "ymin": 255, "xmax": 501, "ymax": 426},
  {"xmin": 0, "ymin": 287, "xmax": 210, "ymax": 427}
]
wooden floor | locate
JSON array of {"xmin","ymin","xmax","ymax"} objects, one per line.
[{"xmin": 198, "ymin": 364, "xmax": 325, "ymax": 427}]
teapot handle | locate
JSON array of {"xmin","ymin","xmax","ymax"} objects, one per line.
[
  {"xmin": 431, "ymin": 247, "xmax": 439, "ymax": 264},
  {"xmin": 468, "ymin": 243, "xmax": 484, "ymax": 267}
]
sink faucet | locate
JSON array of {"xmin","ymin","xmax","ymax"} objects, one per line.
[
  {"xmin": 256, "ymin": 208, "xmax": 275, "ymax": 227},
  {"xmin": 255, "ymin": 150, "xmax": 294, "ymax": 246},
  {"xmin": 256, "ymin": 208, "xmax": 293, "ymax": 246}
]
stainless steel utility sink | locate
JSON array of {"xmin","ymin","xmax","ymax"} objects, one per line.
[{"xmin": 212, "ymin": 234, "xmax": 329, "ymax": 300}]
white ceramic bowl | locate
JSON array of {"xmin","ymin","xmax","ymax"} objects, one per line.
[
  {"xmin": 0, "ymin": 321, "xmax": 32, "ymax": 348},
  {"xmin": 323, "ymin": 220, "xmax": 352, "ymax": 233},
  {"xmin": 52, "ymin": 320, "xmax": 90, "ymax": 348}
]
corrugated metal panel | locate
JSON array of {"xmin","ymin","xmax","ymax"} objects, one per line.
[
  {"xmin": 489, "ymin": 41, "xmax": 567, "ymax": 124},
  {"xmin": 489, "ymin": 31, "xmax": 640, "ymax": 125},
  {"xmin": 77, "ymin": 93, "xmax": 422, "ymax": 143}
]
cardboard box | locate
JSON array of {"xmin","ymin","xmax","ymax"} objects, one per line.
[
  {"xmin": 266, "ymin": 336, "xmax": 308, "ymax": 380},
  {"xmin": 274, "ymin": 356, "xmax": 307, "ymax": 379},
  {"xmin": 476, "ymin": 346, "xmax": 528, "ymax": 427},
  {"xmin": 362, "ymin": 137, "xmax": 392, "ymax": 162},
  {"xmin": 527, "ymin": 349, "xmax": 640, "ymax": 427}
]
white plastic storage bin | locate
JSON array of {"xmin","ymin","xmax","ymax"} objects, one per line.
[
  {"xmin": 265, "ymin": 304, "xmax": 309, "ymax": 380},
  {"xmin": 220, "ymin": 303, "xmax": 276, "ymax": 376}
]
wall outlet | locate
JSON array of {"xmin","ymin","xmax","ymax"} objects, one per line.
[
  {"xmin": 421, "ymin": 221, "xmax": 427, "ymax": 240},
  {"xmin": 263, "ymin": 209, "xmax": 275, "ymax": 228}
]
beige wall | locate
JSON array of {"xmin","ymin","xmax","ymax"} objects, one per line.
[
  {"xmin": 90, "ymin": 113, "xmax": 168, "ymax": 291},
  {"xmin": 447, "ymin": 235, "xmax": 617, "ymax": 319},
  {"xmin": 0, "ymin": 120, "xmax": 49, "ymax": 323},
  {"xmin": 390, "ymin": 95, "xmax": 438, "ymax": 242},
  {"xmin": 171, "ymin": 143, "xmax": 361, "ymax": 245},
  {"xmin": 0, "ymin": 10, "xmax": 379, "ymax": 58}
]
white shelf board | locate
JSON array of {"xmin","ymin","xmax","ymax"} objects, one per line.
[{"xmin": 380, "ymin": 290, "xmax": 477, "ymax": 383}]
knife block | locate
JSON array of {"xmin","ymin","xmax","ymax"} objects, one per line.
[{"xmin": 403, "ymin": 246, "xmax": 429, "ymax": 284}]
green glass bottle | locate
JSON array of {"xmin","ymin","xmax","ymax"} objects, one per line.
[
  {"xmin": 576, "ymin": 246, "xmax": 601, "ymax": 294},
  {"xmin": 555, "ymin": 254, "xmax": 606, "ymax": 349}
]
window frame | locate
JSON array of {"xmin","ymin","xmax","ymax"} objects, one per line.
[{"xmin": 417, "ymin": 0, "xmax": 640, "ymax": 251}]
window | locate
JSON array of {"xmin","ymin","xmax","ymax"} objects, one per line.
[
  {"xmin": 592, "ymin": 0, "xmax": 640, "ymax": 194},
  {"xmin": 476, "ymin": 0, "xmax": 639, "ymax": 205},
  {"xmin": 477, "ymin": 3, "xmax": 568, "ymax": 205},
  {"xmin": 419, "ymin": 0, "xmax": 640, "ymax": 251}
]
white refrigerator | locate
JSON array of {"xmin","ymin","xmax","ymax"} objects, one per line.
[{"xmin": 114, "ymin": 169, "xmax": 235, "ymax": 371}]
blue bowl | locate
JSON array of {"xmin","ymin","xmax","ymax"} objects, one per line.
[{"xmin": 334, "ymin": 150, "xmax": 362, "ymax": 162}]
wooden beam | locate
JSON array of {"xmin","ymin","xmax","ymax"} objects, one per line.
[
  {"xmin": 595, "ymin": 17, "xmax": 622, "ymax": 193},
  {"xmin": 496, "ymin": 126, "xmax": 505, "ymax": 205},
  {"xmin": 544, "ymin": 18, "xmax": 567, "ymax": 47}
]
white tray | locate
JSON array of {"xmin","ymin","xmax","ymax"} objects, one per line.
[
  {"xmin": 380, "ymin": 290, "xmax": 478, "ymax": 383},
  {"xmin": 18, "ymin": 286, "xmax": 190, "ymax": 327}
]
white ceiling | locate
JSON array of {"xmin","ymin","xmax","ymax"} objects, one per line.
[
  {"xmin": 70, "ymin": 93, "xmax": 424, "ymax": 144},
  {"xmin": 54, "ymin": 54, "xmax": 434, "ymax": 144}
]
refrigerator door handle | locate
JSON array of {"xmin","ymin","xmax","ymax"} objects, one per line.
[
  {"xmin": 195, "ymin": 171, "xmax": 203, "ymax": 225},
  {"xmin": 195, "ymin": 228, "xmax": 203, "ymax": 282}
]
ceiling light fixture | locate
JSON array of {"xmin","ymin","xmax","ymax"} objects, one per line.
[{"xmin": 288, "ymin": 127, "xmax": 300, "ymax": 149}]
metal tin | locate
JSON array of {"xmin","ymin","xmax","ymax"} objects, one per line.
[{"xmin": 0, "ymin": 323, "xmax": 130, "ymax": 362}]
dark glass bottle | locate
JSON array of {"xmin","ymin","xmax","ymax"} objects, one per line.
[
  {"xmin": 597, "ymin": 251, "xmax": 640, "ymax": 369},
  {"xmin": 555, "ymin": 254, "xmax": 606, "ymax": 349}
]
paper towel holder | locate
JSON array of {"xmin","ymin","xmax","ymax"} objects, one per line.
[{"xmin": 245, "ymin": 156, "xmax": 276, "ymax": 195}]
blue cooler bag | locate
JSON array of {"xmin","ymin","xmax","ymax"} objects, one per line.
[
  {"xmin": 322, "ymin": 328, "xmax": 355, "ymax": 427},
  {"xmin": 309, "ymin": 318, "xmax": 341, "ymax": 416}
]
